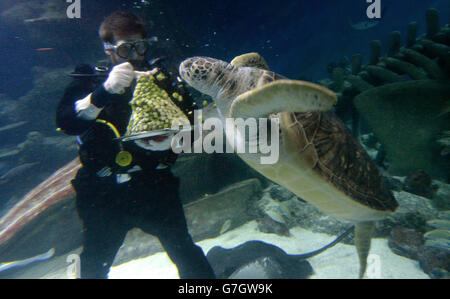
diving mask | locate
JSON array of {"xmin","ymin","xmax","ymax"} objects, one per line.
[{"xmin": 104, "ymin": 37, "xmax": 158, "ymax": 59}]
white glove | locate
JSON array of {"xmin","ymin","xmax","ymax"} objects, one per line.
[
  {"xmin": 134, "ymin": 68, "xmax": 159, "ymax": 79},
  {"xmin": 103, "ymin": 62, "xmax": 136, "ymax": 94}
]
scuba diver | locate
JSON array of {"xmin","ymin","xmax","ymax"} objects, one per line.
[{"xmin": 56, "ymin": 11, "xmax": 215, "ymax": 279}]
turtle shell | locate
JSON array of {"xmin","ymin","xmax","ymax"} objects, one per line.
[{"xmin": 286, "ymin": 111, "xmax": 398, "ymax": 212}]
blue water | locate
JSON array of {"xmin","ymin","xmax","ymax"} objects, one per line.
[
  {"xmin": 0, "ymin": 0, "xmax": 447, "ymax": 98},
  {"xmin": 0, "ymin": 0, "xmax": 448, "ymax": 279}
]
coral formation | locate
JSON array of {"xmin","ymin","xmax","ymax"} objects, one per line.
[
  {"xmin": 403, "ymin": 169, "xmax": 436, "ymax": 199},
  {"xmin": 437, "ymin": 131, "xmax": 450, "ymax": 156},
  {"xmin": 322, "ymin": 8, "xmax": 450, "ymax": 180},
  {"xmin": 420, "ymin": 211, "xmax": 450, "ymax": 278},
  {"xmin": 126, "ymin": 75, "xmax": 190, "ymax": 134}
]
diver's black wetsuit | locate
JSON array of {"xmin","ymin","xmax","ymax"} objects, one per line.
[{"xmin": 56, "ymin": 63, "xmax": 215, "ymax": 279}]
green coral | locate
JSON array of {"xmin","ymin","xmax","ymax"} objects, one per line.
[
  {"xmin": 171, "ymin": 92, "xmax": 184, "ymax": 102},
  {"xmin": 323, "ymin": 8, "xmax": 450, "ymax": 179},
  {"xmin": 126, "ymin": 75, "xmax": 190, "ymax": 134},
  {"xmin": 437, "ymin": 131, "xmax": 450, "ymax": 156},
  {"xmin": 354, "ymin": 80, "xmax": 450, "ymax": 177}
]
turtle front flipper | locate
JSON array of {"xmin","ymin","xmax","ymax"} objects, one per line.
[
  {"xmin": 229, "ymin": 79, "xmax": 337, "ymax": 118},
  {"xmin": 355, "ymin": 221, "xmax": 375, "ymax": 278},
  {"xmin": 230, "ymin": 52, "xmax": 270, "ymax": 70}
]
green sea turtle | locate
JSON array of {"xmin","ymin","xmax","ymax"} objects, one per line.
[{"xmin": 179, "ymin": 53, "xmax": 398, "ymax": 278}]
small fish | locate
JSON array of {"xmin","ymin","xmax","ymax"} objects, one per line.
[
  {"xmin": 24, "ymin": 18, "xmax": 40, "ymax": 24},
  {"xmin": 0, "ymin": 248, "xmax": 55, "ymax": 274},
  {"xmin": 35, "ymin": 48, "xmax": 54, "ymax": 51},
  {"xmin": 148, "ymin": 36, "xmax": 158, "ymax": 43},
  {"xmin": 0, "ymin": 162, "xmax": 40, "ymax": 184},
  {"xmin": 0, "ymin": 121, "xmax": 28, "ymax": 133},
  {"xmin": 348, "ymin": 17, "xmax": 379, "ymax": 30},
  {"xmin": 0, "ymin": 147, "xmax": 20, "ymax": 159},
  {"xmin": 24, "ymin": 14, "xmax": 65, "ymax": 24},
  {"xmin": 348, "ymin": 6, "xmax": 387, "ymax": 31}
]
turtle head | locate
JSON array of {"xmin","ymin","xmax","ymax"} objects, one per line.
[{"xmin": 179, "ymin": 57, "xmax": 230, "ymax": 97}]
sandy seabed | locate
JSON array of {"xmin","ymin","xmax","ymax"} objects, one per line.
[{"xmin": 107, "ymin": 221, "xmax": 429, "ymax": 279}]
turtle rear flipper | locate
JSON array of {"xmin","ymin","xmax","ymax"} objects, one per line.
[
  {"xmin": 229, "ymin": 80, "xmax": 337, "ymax": 118},
  {"xmin": 355, "ymin": 222, "xmax": 375, "ymax": 279}
]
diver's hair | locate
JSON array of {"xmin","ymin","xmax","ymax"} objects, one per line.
[{"xmin": 99, "ymin": 11, "xmax": 147, "ymax": 43}]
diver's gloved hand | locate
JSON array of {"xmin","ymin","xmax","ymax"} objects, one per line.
[
  {"xmin": 134, "ymin": 68, "xmax": 159, "ymax": 79},
  {"xmin": 103, "ymin": 62, "xmax": 136, "ymax": 94}
]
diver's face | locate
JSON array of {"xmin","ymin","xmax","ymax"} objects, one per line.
[{"xmin": 105, "ymin": 33, "xmax": 147, "ymax": 67}]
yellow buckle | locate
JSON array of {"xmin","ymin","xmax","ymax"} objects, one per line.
[{"xmin": 115, "ymin": 150, "xmax": 133, "ymax": 167}]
